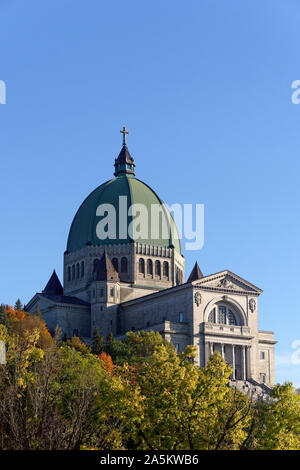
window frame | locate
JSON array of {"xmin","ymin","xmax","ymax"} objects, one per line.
[
  {"xmin": 207, "ymin": 304, "xmax": 240, "ymax": 326},
  {"xmin": 260, "ymin": 373, "xmax": 266, "ymax": 384}
]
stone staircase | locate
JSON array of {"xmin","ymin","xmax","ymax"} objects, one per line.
[{"xmin": 229, "ymin": 378, "xmax": 271, "ymax": 401}]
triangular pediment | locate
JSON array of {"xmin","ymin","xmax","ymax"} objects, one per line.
[{"xmin": 192, "ymin": 270, "xmax": 262, "ymax": 295}]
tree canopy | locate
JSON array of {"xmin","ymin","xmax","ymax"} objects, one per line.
[{"xmin": 0, "ymin": 305, "xmax": 299, "ymax": 450}]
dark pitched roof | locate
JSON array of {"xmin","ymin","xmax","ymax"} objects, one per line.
[
  {"xmin": 42, "ymin": 270, "xmax": 63, "ymax": 296},
  {"xmin": 94, "ymin": 251, "xmax": 120, "ymax": 282},
  {"xmin": 39, "ymin": 293, "xmax": 90, "ymax": 306},
  {"xmin": 187, "ymin": 262, "xmax": 203, "ymax": 283}
]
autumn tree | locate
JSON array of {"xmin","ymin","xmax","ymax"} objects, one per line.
[
  {"xmin": 3, "ymin": 306, "xmax": 54, "ymax": 350},
  {"xmin": 0, "ymin": 328, "xmax": 117, "ymax": 450},
  {"xmin": 0, "ymin": 321, "xmax": 299, "ymax": 451},
  {"xmin": 66, "ymin": 335, "xmax": 91, "ymax": 354},
  {"xmin": 98, "ymin": 352, "xmax": 114, "ymax": 374}
]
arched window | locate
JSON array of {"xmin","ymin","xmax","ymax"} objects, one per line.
[
  {"xmin": 112, "ymin": 258, "xmax": 119, "ymax": 272},
  {"xmin": 72, "ymin": 264, "xmax": 75, "ymax": 280},
  {"xmin": 68, "ymin": 266, "xmax": 71, "ymax": 282},
  {"xmin": 227, "ymin": 309, "xmax": 237, "ymax": 325},
  {"xmin": 139, "ymin": 258, "xmax": 145, "ymax": 274},
  {"xmin": 155, "ymin": 260, "xmax": 161, "ymax": 277},
  {"xmin": 121, "ymin": 257, "xmax": 128, "ymax": 273},
  {"xmin": 163, "ymin": 261, "xmax": 169, "ymax": 278},
  {"xmin": 207, "ymin": 304, "xmax": 240, "ymax": 326},
  {"xmin": 218, "ymin": 306, "xmax": 226, "ymax": 324},
  {"xmin": 176, "ymin": 267, "xmax": 180, "ymax": 285},
  {"xmin": 76, "ymin": 263, "xmax": 80, "ymax": 279},
  {"xmin": 147, "ymin": 259, "xmax": 153, "ymax": 275},
  {"xmin": 81, "ymin": 261, "xmax": 84, "ymax": 278},
  {"xmin": 93, "ymin": 258, "xmax": 99, "ymax": 271},
  {"xmin": 208, "ymin": 308, "xmax": 215, "ymax": 323}
]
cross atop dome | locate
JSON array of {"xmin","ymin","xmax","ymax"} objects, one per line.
[
  {"xmin": 114, "ymin": 126, "xmax": 135, "ymax": 177},
  {"xmin": 120, "ymin": 126, "xmax": 129, "ymax": 147}
]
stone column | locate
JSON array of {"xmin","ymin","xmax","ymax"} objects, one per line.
[
  {"xmin": 205, "ymin": 342, "xmax": 209, "ymax": 365},
  {"xmin": 246, "ymin": 346, "xmax": 251, "ymax": 381},
  {"xmin": 242, "ymin": 345, "xmax": 247, "ymax": 381},
  {"xmin": 221, "ymin": 343, "xmax": 225, "ymax": 359},
  {"xmin": 232, "ymin": 345, "xmax": 236, "ymax": 380},
  {"xmin": 210, "ymin": 342, "xmax": 214, "ymax": 355}
]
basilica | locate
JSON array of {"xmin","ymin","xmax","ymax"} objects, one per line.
[{"xmin": 26, "ymin": 129, "xmax": 276, "ymax": 388}]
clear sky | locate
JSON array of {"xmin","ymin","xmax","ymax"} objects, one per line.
[{"xmin": 0, "ymin": 0, "xmax": 299, "ymax": 386}]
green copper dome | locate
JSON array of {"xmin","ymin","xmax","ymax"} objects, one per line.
[{"xmin": 66, "ymin": 141, "xmax": 181, "ymax": 254}]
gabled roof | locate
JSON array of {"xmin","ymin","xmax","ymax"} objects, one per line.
[
  {"xmin": 94, "ymin": 251, "xmax": 120, "ymax": 282},
  {"xmin": 39, "ymin": 294, "xmax": 90, "ymax": 306},
  {"xmin": 191, "ymin": 269, "xmax": 263, "ymax": 294},
  {"xmin": 42, "ymin": 270, "xmax": 63, "ymax": 296},
  {"xmin": 24, "ymin": 292, "xmax": 90, "ymax": 312},
  {"xmin": 187, "ymin": 262, "xmax": 203, "ymax": 282}
]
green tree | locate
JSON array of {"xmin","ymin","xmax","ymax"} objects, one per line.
[
  {"xmin": 0, "ymin": 323, "xmax": 299, "ymax": 451},
  {"xmin": 246, "ymin": 382, "xmax": 300, "ymax": 450},
  {"xmin": 106, "ymin": 330, "xmax": 175, "ymax": 365},
  {"xmin": 14, "ymin": 299, "xmax": 23, "ymax": 311},
  {"xmin": 107, "ymin": 339, "xmax": 252, "ymax": 450},
  {"xmin": 34, "ymin": 304, "xmax": 42, "ymax": 319},
  {"xmin": 92, "ymin": 327, "xmax": 104, "ymax": 355},
  {"xmin": 0, "ymin": 304, "xmax": 10, "ymax": 330}
]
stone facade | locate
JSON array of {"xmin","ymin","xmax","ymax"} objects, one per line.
[
  {"xmin": 113, "ymin": 269, "xmax": 276, "ymax": 386},
  {"xmin": 26, "ymin": 257, "xmax": 276, "ymax": 387},
  {"xmin": 63, "ymin": 242, "xmax": 185, "ymax": 302},
  {"xmin": 25, "ymin": 135, "xmax": 276, "ymax": 388}
]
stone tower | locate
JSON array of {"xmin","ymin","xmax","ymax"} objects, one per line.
[{"xmin": 90, "ymin": 251, "xmax": 120, "ymax": 338}]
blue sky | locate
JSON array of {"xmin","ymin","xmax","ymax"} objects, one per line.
[{"xmin": 0, "ymin": 0, "xmax": 299, "ymax": 386}]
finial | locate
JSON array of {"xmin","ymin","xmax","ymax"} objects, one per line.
[
  {"xmin": 120, "ymin": 126, "xmax": 129, "ymax": 146},
  {"xmin": 114, "ymin": 126, "xmax": 135, "ymax": 177}
]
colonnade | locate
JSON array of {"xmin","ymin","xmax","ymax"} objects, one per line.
[{"xmin": 206, "ymin": 342, "xmax": 249, "ymax": 381}]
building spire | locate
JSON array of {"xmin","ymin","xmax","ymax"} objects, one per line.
[
  {"xmin": 187, "ymin": 262, "xmax": 203, "ymax": 283},
  {"xmin": 42, "ymin": 269, "xmax": 63, "ymax": 295},
  {"xmin": 114, "ymin": 126, "xmax": 135, "ymax": 177}
]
